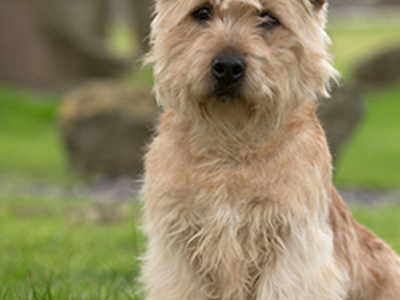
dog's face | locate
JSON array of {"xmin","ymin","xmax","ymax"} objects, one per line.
[{"xmin": 148, "ymin": 0, "xmax": 337, "ymax": 125}]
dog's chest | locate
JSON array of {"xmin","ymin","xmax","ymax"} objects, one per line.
[
  {"xmin": 144, "ymin": 129, "xmax": 330, "ymax": 298},
  {"xmin": 166, "ymin": 195, "xmax": 288, "ymax": 300}
]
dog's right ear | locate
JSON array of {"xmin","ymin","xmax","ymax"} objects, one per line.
[{"xmin": 310, "ymin": 0, "xmax": 327, "ymax": 10}]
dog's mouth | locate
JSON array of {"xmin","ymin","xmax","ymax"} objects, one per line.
[{"xmin": 211, "ymin": 82, "xmax": 243, "ymax": 102}]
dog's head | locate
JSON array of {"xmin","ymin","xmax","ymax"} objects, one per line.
[{"xmin": 147, "ymin": 0, "xmax": 337, "ymax": 126}]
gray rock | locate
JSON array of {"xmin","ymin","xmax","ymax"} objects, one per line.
[
  {"xmin": 60, "ymin": 81, "xmax": 364, "ymax": 177},
  {"xmin": 356, "ymin": 46, "xmax": 400, "ymax": 87},
  {"xmin": 59, "ymin": 81, "xmax": 157, "ymax": 179},
  {"xmin": 317, "ymin": 84, "xmax": 365, "ymax": 162}
]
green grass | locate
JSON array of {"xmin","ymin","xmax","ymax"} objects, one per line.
[
  {"xmin": 0, "ymin": 194, "xmax": 145, "ymax": 299},
  {"xmin": 0, "ymin": 70, "xmax": 154, "ymax": 185},
  {"xmin": 351, "ymin": 205, "xmax": 400, "ymax": 252},
  {"xmin": 328, "ymin": 17, "xmax": 400, "ymax": 79},
  {"xmin": 327, "ymin": 17, "xmax": 400, "ymax": 188},
  {"xmin": 0, "ymin": 194, "xmax": 399, "ymax": 299},
  {"xmin": 334, "ymin": 86, "xmax": 400, "ymax": 188},
  {"xmin": 0, "ymin": 86, "xmax": 73, "ymax": 184}
]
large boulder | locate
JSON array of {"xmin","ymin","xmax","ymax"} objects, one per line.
[
  {"xmin": 317, "ymin": 84, "xmax": 365, "ymax": 163},
  {"xmin": 356, "ymin": 46, "xmax": 400, "ymax": 87},
  {"xmin": 59, "ymin": 81, "xmax": 157, "ymax": 179},
  {"xmin": 60, "ymin": 81, "xmax": 364, "ymax": 178}
]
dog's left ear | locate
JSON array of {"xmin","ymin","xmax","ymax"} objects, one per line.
[{"xmin": 310, "ymin": 0, "xmax": 327, "ymax": 10}]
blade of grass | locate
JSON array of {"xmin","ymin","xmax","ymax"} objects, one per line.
[{"xmin": 0, "ymin": 288, "xmax": 10, "ymax": 300}]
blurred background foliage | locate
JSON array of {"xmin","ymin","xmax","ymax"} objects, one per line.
[
  {"xmin": 0, "ymin": 1, "xmax": 399, "ymax": 187},
  {"xmin": 1, "ymin": 0, "xmax": 400, "ymax": 299}
]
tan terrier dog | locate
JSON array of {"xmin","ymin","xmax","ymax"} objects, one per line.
[{"xmin": 141, "ymin": 0, "xmax": 400, "ymax": 299}]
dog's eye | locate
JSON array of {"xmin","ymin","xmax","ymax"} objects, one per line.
[
  {"xmin": 192, "ymin": 6, "xmax": 213, "ymax": 21},
  {"xmin": 260, "ymin": 12, "xmax": 280, "ymax": 29}
]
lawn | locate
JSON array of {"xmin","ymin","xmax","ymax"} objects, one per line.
[
  {"xmin": 326, "ymin": 17, "xmax": 400, "ymax": 188},
  {"xmin": 0, "ymin": 194, "xmax": 145, "ymax": 300},
  {"xmin": 0, "ymin": 87, "xmax": 69, "ymax": 184},
  {"xmin": 0, "ymin": 195, "xmax": 400, "ymax": 299},
  {"xmin": 334, "ymin": 86, "xmax": 400, "ymax": 188}
]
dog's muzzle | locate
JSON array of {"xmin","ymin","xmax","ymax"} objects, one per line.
[{"xmin": 211, "ymin": 54, "xmax": 246, "ymax": 101}]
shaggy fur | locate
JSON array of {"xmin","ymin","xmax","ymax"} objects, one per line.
[{"xmin": 141, "ymin": 0, "xmax": 400, "ymax": 299}]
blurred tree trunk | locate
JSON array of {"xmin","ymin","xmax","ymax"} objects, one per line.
[
  {"xmin": 90, "ymin": 0, "xmax": 110, "ymax": 38},
  {"xmin": 0, "ymin": 0, "xmax": 128, "ymax": 91},
  {"xmin": 126, "ymin": 0, "xmax": 152, "ymax": 54}
]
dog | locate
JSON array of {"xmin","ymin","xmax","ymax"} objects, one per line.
[{"xmin": 141, "ymin": 0, "xmax": 400, "ymax": 299}]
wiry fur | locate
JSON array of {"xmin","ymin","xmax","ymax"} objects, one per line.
[{"xmin": 141, "ymin": 0, "xmax": 400, "ymax": 299}]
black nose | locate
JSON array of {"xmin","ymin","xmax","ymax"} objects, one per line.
[{"xmin": 212, "ymin": 55, "xmax": 246, "ymax": 86}]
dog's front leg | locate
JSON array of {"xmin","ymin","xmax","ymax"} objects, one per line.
[
  {"xmin": 141, "ymin": 238, "xmax": 207, "ymax": 300},
  {"xmin": 255, "ymin": 229, "xmax": 348, "ymax": 300}
]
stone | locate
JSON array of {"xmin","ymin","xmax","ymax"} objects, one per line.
[
  {"xmin": 356, "ymin": 46, "xmax": 400, "ymax": 87},
  {"xmin": 317, "ymin": 83, "xmax": 365, "ymax": 163},
  {"xmin": 59, "ymin": 81, "xmax": 157, "ymax": 178},
  {"xmin": 60, "ymin": 81, "xmax": 364, "ymax": 177}
]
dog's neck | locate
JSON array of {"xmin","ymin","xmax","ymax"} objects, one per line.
[{"xmin": 157, "ymin": 98, "xmax": 319, "ymax": 163}]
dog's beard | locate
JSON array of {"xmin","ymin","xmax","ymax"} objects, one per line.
[{"xmin": 211, "ymin": 81, "xmax": 244, "ymax": 103}]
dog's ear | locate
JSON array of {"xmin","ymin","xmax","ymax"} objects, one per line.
[{"xmin": 310, "ymin": 0, "xmax": 327, "ymax": 10}]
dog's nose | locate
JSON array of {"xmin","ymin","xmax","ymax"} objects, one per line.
[{"xmin": 212, "ymin": 55, "xmax": 246, "ymax": 86}]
